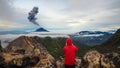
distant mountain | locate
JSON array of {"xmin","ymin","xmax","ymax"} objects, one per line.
[
  {"xmin": 107, "ymin": 30, "xmax": 117, "ymax": 34},
  {"xmin": 35, "ymin": 27, "xmax": 49, "ymax": 32},
  {"xmin": 71, "ymin": 31, "xmax": 115, "ymax": 36},
  {"xmin": 69, "ymin": 31, "xmax": 114, "ymax": 46}
]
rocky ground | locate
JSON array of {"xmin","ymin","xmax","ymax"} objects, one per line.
[
  {"xmin": 0, "ymin": 49, "xmax": 119, "ymax": 68},
  {"xmin": 0, "ymin": 38, "xmax": 120, "ymax": 68}
]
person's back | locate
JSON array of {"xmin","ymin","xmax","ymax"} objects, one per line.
[{"xmin": 63, "ymin": 38, "xmax": 78, "ymax": 68}]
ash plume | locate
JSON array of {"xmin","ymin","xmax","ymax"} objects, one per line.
[{"xmin": 28, "ymin": 7, "xmax": 39, "ymax": 26}]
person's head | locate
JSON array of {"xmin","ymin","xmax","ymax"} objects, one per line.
[{"xmin": 66, "ymin": 37, "xmax": 73, "ymax": 46}]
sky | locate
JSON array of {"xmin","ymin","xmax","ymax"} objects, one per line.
[{"xmin": 0, "ymin": 0, "xmax": 120, "ymax": 33}]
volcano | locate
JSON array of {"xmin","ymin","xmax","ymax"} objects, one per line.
[{"xmin": 35, "ymin": 27, "xmax": 49, "ymax": 32}]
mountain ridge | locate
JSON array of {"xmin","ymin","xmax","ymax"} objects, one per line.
[
  {"xmin": 69, "ymin": 31, "xmax": 114, "ymax": 46},
  {"xmin": 92, "ymin": 28, "xmax": 120, "ymax": 53}
]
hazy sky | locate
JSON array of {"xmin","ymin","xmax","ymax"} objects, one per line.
[{"xmin": 0, "ymin": 0, "xmax": 120, "ymax": 32}]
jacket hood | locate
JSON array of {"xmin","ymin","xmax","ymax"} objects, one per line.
[{"xmin": 66, "ymin": 37, "xmax": 73, "ymax": 46}]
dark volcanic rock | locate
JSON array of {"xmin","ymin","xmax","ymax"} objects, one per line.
[
  {"xmin": 22, "ymin": 56, "xmax": 31, "ymax": 67},
  {"xmin": 15, "ymin": 49, "xmax": 25, "ymax": 54},
  {"xmin": 22, "ymin": 56, "xmax": 40, "ymax": 67},
  {"xmin": 105, "ymin": 52, "xmax": 120, "ymax": 68},
  {"xmin": 0, "ymin": 40, "xmax": 3, "ymax": 52},
  {"xmin": 0, "ymin": 55, "xmax": 6, "ymax": 68}
]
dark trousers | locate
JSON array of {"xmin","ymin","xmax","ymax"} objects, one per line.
[{"xmin": 64, "ymin": 64, "xmax": 75, "ymax": 68}]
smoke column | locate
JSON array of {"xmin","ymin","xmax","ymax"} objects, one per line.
[{"xmin": 28, "ymin": 7, "xmax": 39, "ymax": 26}]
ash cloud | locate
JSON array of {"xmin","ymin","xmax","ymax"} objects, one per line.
[{"xmin": 28, "ymin": 7, "xmax": 39, "ymax": 26}]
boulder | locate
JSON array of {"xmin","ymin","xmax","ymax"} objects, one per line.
[{"xmin": 80, "ymin": 50, "xmax": 116, "ymax": 68}]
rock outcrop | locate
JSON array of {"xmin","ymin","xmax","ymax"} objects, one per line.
[
  {"xmin": 80, "ymin": 50, "xmax": 116, "ymax": 68},
  {"xmin": 105, "ymin": 52, "xmax": 120, "ymax": 68},
  {"xmin": 0, "ymin": 36, "xmax": 55, "ymax": 68},
  {"xmin": 6, "ymin": 36, "xmax": 35, "ymax": 53}
]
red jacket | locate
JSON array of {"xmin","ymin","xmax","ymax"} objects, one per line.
[{"xmin": 63, "ymin": 38, "xmax": 78, "ymax": 65}]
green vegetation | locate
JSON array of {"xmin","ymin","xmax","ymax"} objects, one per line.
[
  {"xmin": 32, "ymin": 36, "xmax": 91, "ymax": 59},
  {"xmin": 32, "ymin": 36, "xmax": 66, "ymax": 60}
]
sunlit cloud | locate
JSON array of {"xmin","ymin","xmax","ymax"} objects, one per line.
[
  {"xmin": 0, "ymin": 21, "xmax": 28, "ymax": 28},
  {"xmin": 97, "ymin": 25, "xmax": 120, "ymax": 31}
]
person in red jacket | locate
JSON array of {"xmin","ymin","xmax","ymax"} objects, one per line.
[{"xmin": 63, "ymin": 37, "xmax": 78, "ymax": 68}]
